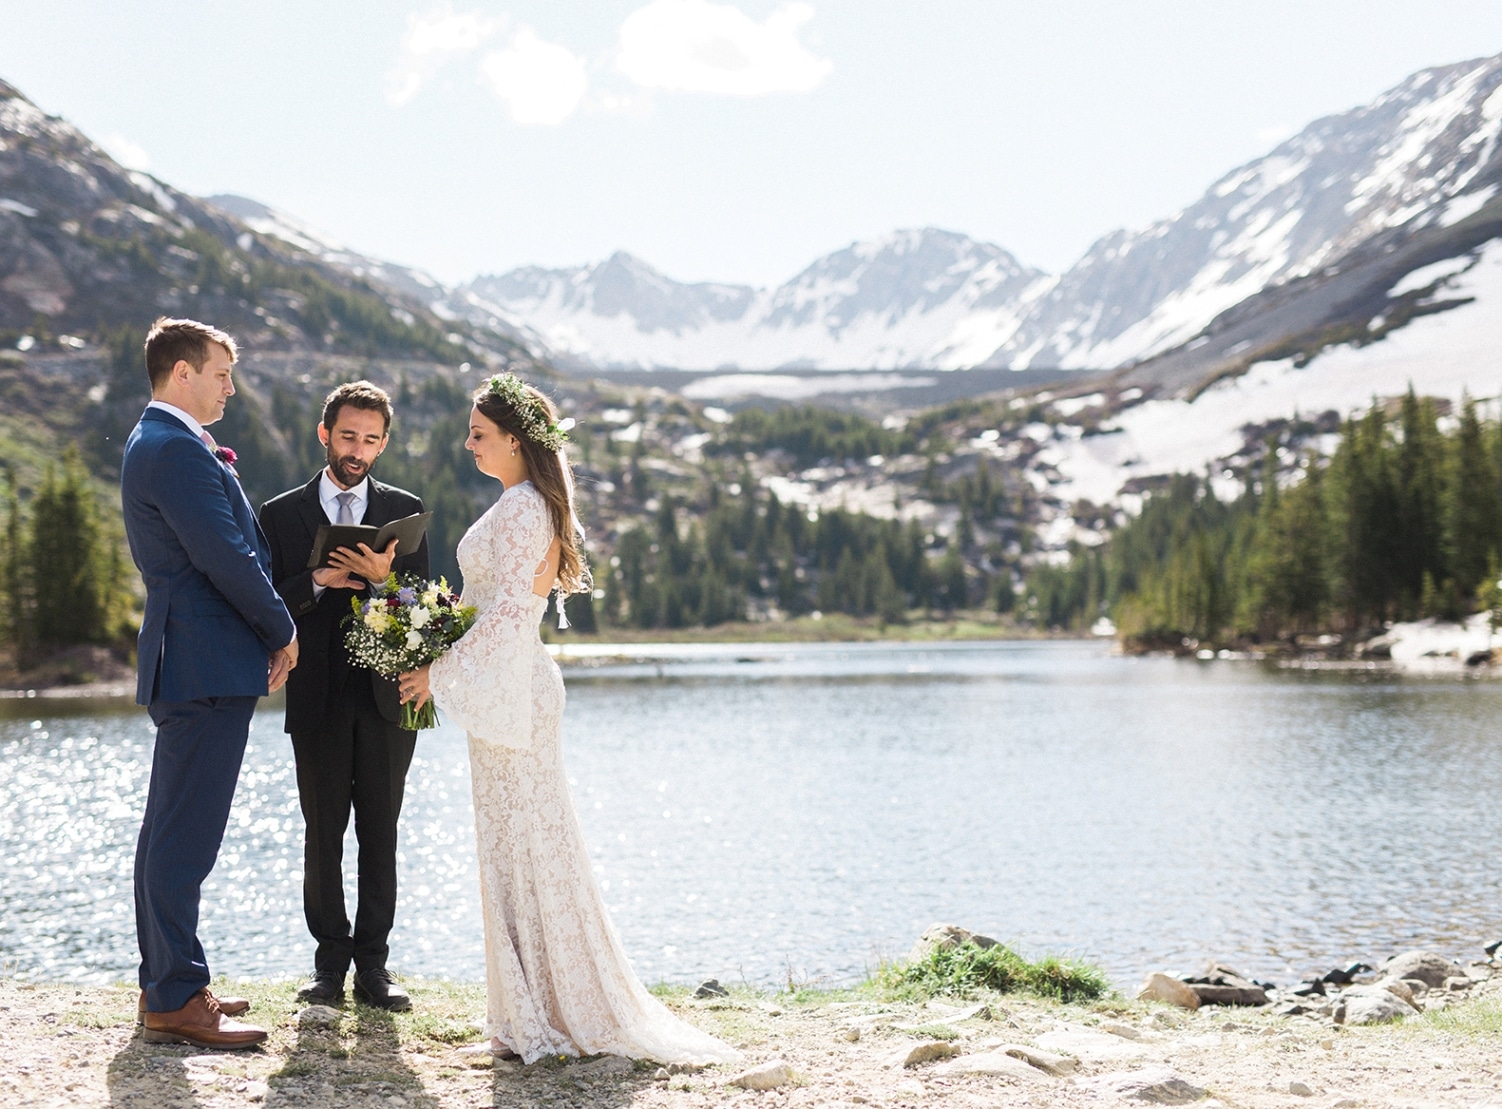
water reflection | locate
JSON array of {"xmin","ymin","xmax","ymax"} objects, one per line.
[{"xmin": 4, "ymin": 642, "xmax": 1502, "ymax": 989}]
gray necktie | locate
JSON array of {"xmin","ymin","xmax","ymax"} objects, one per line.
[{"xmin": 335, "ymin": 491, "xmax": 357, "ymax": 525}]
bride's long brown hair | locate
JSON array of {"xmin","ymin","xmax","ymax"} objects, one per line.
[{"xmin": 473, "ymin": 380, "xmax": 590, "ymax": 595}]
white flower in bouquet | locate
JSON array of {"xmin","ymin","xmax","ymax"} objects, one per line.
[{"xmin": 343, "ymin": 573, "xmax": 478, "ymax": 730}]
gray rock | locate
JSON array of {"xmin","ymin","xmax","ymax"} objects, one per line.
[
  {"xmin": 1136, "ymin": 972, "xmax": 1201, "ymax": 1010},
  {"xmin": 296, "ymin": 1005, "xmax": 342, "ymax": 1028},
  {"xmin": 693, "ymin": 978, "xmax": 729, "ymax": 999},
  {"xmin": 1181, "ymin": 963, "xmax": 1269, "ymax": 1007},
  {"xmin": 1289, "ymin": 1080, "xmax": 1314, "ymax": 1096},
  {"xmin": 729, "ymin": 1060, "xmax": 794, "ymax": 1090},
  {"xmin": 906, "ymin": 923, "xmax": 1000, "ymax": 962},
  {"xmin": 1083, "ymin": 1066, "xmax": 1208, "ymax": 1104},
  {"xmin": 1333, "ymin": 985, "xmax": 1419, "ymax": 1025},
  {"xmin": 1372, "ymin": 977, "xmax": 1417, "ymax": 1005},
  {"xmin": 1445, "ymin": 975, "xmax": 1474, "ymax": 991},
  {"xmin": 1001, "ymin": 1044, "xmax": 1079, "ymax": 1076},
  {"xmin": 891, "ymin": 1041, "xmax": 960, "ymax": 1068},
  {"xmin": 1382, "ymin": 950, "xmax": 1463, "ymax": 988},
  {"xmin": 934, "ymin": 1051, "xmax": 1048, "ymax": 1081},
  {"xmin": 1035, "ymin": 1026, "xmax": 1151, "ymax": 1061}
]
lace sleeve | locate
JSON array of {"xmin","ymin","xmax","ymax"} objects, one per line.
[{"xmin": 429, "ymin": 485, "xmax": 553, "ymax": 748}]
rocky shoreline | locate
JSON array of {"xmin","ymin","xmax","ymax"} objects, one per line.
[{"xmin": 8, "ymin": 933, "xmax": 1502, "ymax": 1108}]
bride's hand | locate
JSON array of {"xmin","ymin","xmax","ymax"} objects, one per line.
[{"xmin": 399, "ymin": 665, "xmax": 432, "ymax": 711}]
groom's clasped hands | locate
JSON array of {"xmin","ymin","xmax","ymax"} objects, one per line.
[{"xmin": 267, "ymin": 635, "xmax": 299, "ymax": 694}]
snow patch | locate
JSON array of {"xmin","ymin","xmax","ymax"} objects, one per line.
[
  {"xmin": 1389, "ymin": 254, "xmax": 1475, "ymax": 296},
  {"xmin": 1049, "ymin": 238, "xmax": 1502, "ymax": 504}
]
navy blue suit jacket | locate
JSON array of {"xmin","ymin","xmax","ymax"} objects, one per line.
[{"xmin": 121, "ymin": 407, "xmax": 295, "ymax": 704}]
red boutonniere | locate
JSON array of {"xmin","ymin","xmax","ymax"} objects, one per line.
[{"xmin": 214, "ymin": 446, "xmax": 238, "ymax": 466}]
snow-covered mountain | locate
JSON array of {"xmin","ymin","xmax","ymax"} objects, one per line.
[
  {"xmin": 455, "ymin": 52, "xmax": 1502, "ymax": 379},
  {"xmin": 457, "ymin": 229, "xmax": 1050, "ymax": 371}
]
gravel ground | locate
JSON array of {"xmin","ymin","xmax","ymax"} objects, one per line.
[{"xmin": 6, "ymin": 973, "xmax": 1502, "ymax": 1108}]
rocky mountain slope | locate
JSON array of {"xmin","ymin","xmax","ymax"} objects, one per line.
[
  {"xmin": 455, "ymin": 52, "xmax": 1502, "ymax": 383},
  {"xmin": 0, "ymin": 78, "xmax": 521, "ymax": 366}
]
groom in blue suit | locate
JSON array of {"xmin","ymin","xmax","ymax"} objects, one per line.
[{"xmin": 120, "ymin": 317, "xmax": 298, "ymax": 1050}]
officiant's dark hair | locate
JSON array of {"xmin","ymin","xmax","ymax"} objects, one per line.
[
  {"xmin": 321, "ymin": 380, "xmax": 394, "ymax": 434},
  {"xmin": 144, "ymin": 317, "xmax": 237, "ymax": 391},
  {"xmin": 473, "ymin": 381, "xmax": 590, "ymax": 595}
]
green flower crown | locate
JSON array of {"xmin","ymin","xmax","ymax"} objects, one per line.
[{"xmin": 485, "ymin": 373, "xmax": 574, "ymax": 451}]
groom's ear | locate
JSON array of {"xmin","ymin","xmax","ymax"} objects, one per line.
[{"xmin": 317, "ymin": 423, "xmax": 331, "ymax": 448}]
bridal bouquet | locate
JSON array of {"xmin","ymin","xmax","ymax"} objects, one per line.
[{"xmin": 344, "ymin": 573, "xmax": 477, "ymax": 730}]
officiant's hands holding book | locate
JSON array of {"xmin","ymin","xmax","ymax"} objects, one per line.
[{"xmin": 313, "ymin": 537, "xmax": 399, "ymax": 589}]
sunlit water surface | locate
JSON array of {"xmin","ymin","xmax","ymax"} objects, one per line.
[{"xmin": 4, "ymin": 640, "xmax": 1501, "ymax": 990}]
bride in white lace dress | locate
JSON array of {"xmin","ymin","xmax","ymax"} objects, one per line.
[{"xmin": 399, "ymin": 375, "xmax": 740, "ymax": 1067}]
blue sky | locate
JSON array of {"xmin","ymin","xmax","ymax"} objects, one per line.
[{"xmin": 2, "ymin": 1, "xmax": 1501, "ymax": 286}]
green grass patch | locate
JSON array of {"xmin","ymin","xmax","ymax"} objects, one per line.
[
  {"xmin": 905, "ymin": 1023, "xmax": 960, "ymax": 1039},
  {"xmin": 1413, "ymin": 995, "xmax": 1502, "ymax": 1038},
  {"xmin": 875, "ymin": 941, "xmax": 1110, "ymax": 1003}
]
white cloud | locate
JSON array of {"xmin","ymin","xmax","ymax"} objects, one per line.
[
  {"xmin": 479, "ymin": 28, "xmax": 589, "ymax": 126},
  {"xmin": 388, "ymin": 5, "xmax": 505, "ymax": 106},
  {"xmin": 101, "ymin": 133, "xmax": 150, "ymax": 171},
  {"xmin": 617, "ymin": 0, "xmax": 831, "ymax": 96}
]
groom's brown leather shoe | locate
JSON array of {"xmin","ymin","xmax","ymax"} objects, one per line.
[
  {"xmin": 141, "ymin": 989, "xmax": 267, "ymax": 1050},
  {"xmin": 137, "ymin": 989, "xmax": 250, "ymax": 1025}
]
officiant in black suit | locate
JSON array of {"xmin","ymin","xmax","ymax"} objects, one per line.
[{"xmin": 259, "ymin": 381, "xmax": 428, "ymax": 1011}]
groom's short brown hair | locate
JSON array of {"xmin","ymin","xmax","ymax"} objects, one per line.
[
  {"xmin": 321, "ymin": 380, "xmax": 394, "ymax": 433},
  {"xmin": 144, "ymin": 317, "xmax": 238, "ymax": 390}
]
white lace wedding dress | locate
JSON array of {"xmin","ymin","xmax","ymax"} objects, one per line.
[{"xmin": 428, "ymin": 481, "xmax": 741, "ymax": 1066}]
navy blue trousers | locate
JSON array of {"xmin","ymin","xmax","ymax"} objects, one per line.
[{"xmin": 134, "ymin": 695, "xmax": 257, "ymax": 1013}]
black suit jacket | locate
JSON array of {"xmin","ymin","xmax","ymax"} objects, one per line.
[{"xmin": 259, "ymin": 474, "xmax": 429, "ymax": 735}]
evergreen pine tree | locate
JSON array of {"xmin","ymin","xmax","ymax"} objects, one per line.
[
  {"xmin": 1443, "ymin": 395, "xmax": 1501, "ymax": 599},
  {"xmin": 1395, "ymin": 388, "xmax": 1444, "ymax": 616},
  {"xmin": 27, "ymin": 447, "xmax": 112, "ymax": 653},
  {"xmin": 0, "ymin": 470, "xmax": 27, "ymax": 667}
]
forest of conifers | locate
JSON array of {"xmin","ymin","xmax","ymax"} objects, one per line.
[
  {"xmin": 1027, "ymin": 389, "xmax": 1502, "ymax": 645},
  {"xmin": 8, "ymin": 343, "xmax": 1500, "ymax": 670}
]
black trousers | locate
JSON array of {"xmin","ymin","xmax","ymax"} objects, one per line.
[{"xmin": 291, "ymin": 675, "xmax": 417, "ymax": 975}]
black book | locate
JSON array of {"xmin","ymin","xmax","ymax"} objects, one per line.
[{"xmin": 306, "ymin": 511, "xmax": 432, "ymax": 570}]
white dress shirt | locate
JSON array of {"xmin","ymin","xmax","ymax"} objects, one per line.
[{"xmin": 319, "ymin": 471, "xmax": 369, "ymax": 525}]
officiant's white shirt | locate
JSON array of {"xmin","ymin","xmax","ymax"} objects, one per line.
[{"xmin": 319, "ymin": 471, "xmax": 369, "ymax": 524}]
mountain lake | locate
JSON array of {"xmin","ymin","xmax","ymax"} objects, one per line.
[{"xmin": 3, "ymin": 639, "xmax": 1500, "ymax": 991}]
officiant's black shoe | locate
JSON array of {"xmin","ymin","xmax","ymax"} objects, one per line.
[
  {"xmin": 297, "ymin": 971, "xmax": 345, "ymax": 1003},
  {"xmin": 353, "ymin": 967, "xmax": 411, "ymax": 1011}
]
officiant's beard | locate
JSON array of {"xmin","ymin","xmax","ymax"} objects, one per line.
[{"xmin": 328, "ymin": 448, "xmax": 374, "ymax": 488}]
